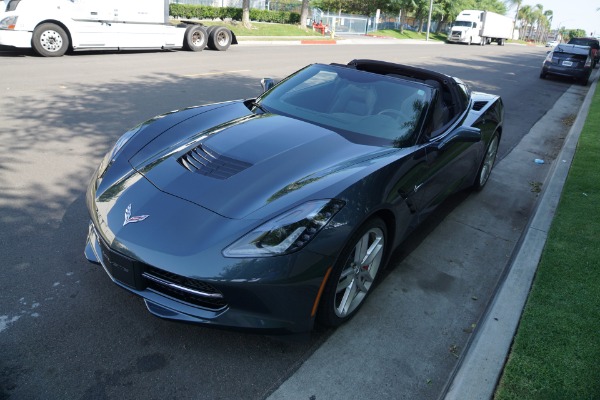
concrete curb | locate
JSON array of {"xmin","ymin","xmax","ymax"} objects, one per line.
[
  {"xmin": 236, "ymin": 37, "xmax": 445, "ymax": 46},
  {"xmin": 442, "ymin": 69, "xmax": 599, "ymax": 400}
]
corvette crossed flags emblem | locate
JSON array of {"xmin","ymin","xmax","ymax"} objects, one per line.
[{"xmin": 123, "ymin": 204, "xmax": 149, "ymax": 226}]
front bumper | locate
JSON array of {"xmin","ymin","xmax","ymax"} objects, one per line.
[
  {"xmin": 0, "ymin": 29, "xmax": 33, "ymax": 48},
  {"xmin": 85, "ymin": 214, "xmax": 335, "ymax": 334}
]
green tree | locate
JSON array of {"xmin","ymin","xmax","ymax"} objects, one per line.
[
  {"xmin": 518, "ymin": 4, "xmax": 532, "ymax": 39},
  {"xmin": 507, "ymin": 0, "xmax": 522, "ymax": 26}
]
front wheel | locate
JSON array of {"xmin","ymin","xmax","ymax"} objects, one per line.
[
  {"xmin": 32, "ymin": 23, "xmax": 69, "ymax": 57},
  {"xmin": 473, "ymin": 132, "xmax": 499, "ymax": 191},
  {"xmin": 317, "ymin": 218, "xmax": 387, "ymax": 327}
]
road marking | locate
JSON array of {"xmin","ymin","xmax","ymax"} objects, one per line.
[{"xmin": 183, "ymin": 69, "xmax": 251, "ymax": 77}]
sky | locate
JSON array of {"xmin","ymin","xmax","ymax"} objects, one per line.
[{"xmin": 506, "ymin": 0, "xmax": 600, "ymax": 37}]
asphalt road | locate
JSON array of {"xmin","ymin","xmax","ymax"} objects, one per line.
[{"xmin": 0, "ymin": 42, "xmax": 579, "ymax": 399}]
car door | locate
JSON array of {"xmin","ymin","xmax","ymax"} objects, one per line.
[
  {"xmin": 71, "ymin": 0, "xmax": 118, "ymax": 49},
  {"xmin": 413, "ymin": 124, "xmax": 481, "ymax": 219}
]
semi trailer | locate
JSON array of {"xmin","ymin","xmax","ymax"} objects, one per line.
[{"xmin": 0, "ymin": 0, "xmax": 237, "ymax": 56}]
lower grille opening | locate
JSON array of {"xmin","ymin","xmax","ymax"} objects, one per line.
[{"xmin": 143, "ymin": 267, "xmax": 227, "ymax": 310}]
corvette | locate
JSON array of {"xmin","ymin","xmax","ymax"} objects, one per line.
[{"xmin": 85, "ymin": 59, "xmax": 503, "ymax": 333}]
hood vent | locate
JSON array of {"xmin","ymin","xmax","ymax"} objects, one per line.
[
  {"xmin": 178, "ymin": 144, "xmax": 252, "ymax": 180},
  {"xmin": 472, "ymin": 101, "xmax": 488, "ymax": 111}
]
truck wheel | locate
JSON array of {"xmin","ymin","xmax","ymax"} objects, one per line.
[
  {"xmin": 207, "ymin": 27, "xmax": 232, "ymax": 51},
  {"xmin": 184, "ymin": 25, "xmax": 207, "ymax": 52},
  {"xmin": 32, "ymin": 23, "xmax": 69, "ymax": 57},
  {"xmin": 498, "ymin": 38, "xmax": 504, "ymax": 46}
]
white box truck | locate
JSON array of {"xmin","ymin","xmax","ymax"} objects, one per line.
[
  {"xmin": 447, "ymin": 10, "xmax": 513, "ymax": 46},
  {"xmin": 0, "ymin": 0, "xmax": 237, "ymax": 56}
]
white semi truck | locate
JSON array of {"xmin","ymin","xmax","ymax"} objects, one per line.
[
  {"xmin": 447, "ymin": 10, "xmax": 514, "ymax": 46},
  {"xmin": 0, "ymin": 0, "xmax": 237, "ymax": 56}
]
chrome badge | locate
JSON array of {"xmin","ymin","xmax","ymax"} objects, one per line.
[{"xmin": 123, "ymin": 204, "xmax": 149, "ymax": 226}]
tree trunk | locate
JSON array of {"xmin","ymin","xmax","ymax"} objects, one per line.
[
  {"xmin": 299, "ymin": 0, "xmax": 310, "ymax": 31},
  {"xmin": 242, "ymin": 0, "xmax": 252, "ymax": 29}
]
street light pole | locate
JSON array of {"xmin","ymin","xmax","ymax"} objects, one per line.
[{"xmin": 426, "ymin": 0, "xmax": 433, "ymax": 41}]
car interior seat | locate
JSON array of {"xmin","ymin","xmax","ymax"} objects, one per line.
[{"xmin": 330, "ymin": 84, "xmax": 377, "ymax": 116}]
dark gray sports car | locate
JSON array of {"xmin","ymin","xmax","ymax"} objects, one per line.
[{"xmin": 85, "ymin": 59, "xmax": 503, "ymax": 333}]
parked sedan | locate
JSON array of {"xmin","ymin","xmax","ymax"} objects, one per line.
[
  {"xmin": 540, "ymin": 44, "xmax": 593, "ymax": 85},
  {"xmin": 84, "ymin": 59, "xmax": 503, "ymax": 333},
  {"xmin": 567, "ymin": 37, "xmax": 600, "ymax": 67}
]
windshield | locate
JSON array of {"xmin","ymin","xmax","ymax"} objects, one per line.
[
  {"xmin": 257, "ymin": 64, "xmax": 432, "ymax": 148},
  {"xmin": 452, "ymin": 21, "xmax": 473, "ymax": 28}
]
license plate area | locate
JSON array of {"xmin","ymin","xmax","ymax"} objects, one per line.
[
  {"xmin": 99, "ymin": 239, "xmax": 146, "ymax": 290},
  {"xmin": 562, "ymin": 60, "xmax": 573, "ymax": 67}
]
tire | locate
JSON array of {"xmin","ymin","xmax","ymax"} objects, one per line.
[
  {"xmin": 499, "ymin": 38, "xmax": 505, "ymax": 46},
  {"xmin": 183, "ymin": 25, "xmax": 207, "ymax": 52},
  {"xmin": 539, "ymin": 71, "xmax": 547, "ymax": 79},
  {"xmin": 473, "ymin": 132, "xmax": 499, "ymax": 191},
  {"xmin": 206, "ymin": 25, "xmax": 217, "ymax": 38},
  {"xmin": 32, "ymin": 23, "xmax": 69, "ymax": 57},
  {"xmin": 317, "ymin": 217, "xmax": 387, "ymax": 327},
  {"xmin": 207, "ymin": 27, "xmax": 232, "ymax": 51},
  {"xmin": 580, "ymin": 76, "xmax": 589, "ymax": 86}
]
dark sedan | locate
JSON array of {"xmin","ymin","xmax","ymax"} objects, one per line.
[
  {"xmin": 540, "ymin": 44, "xmax": 593, "ymax": 85},
  {"xmin": 84, "ymin": 59, "xmax": 503, "ymax": 333}
]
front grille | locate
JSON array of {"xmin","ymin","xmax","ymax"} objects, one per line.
[
  {"xmin": 98, "ymin": 236, "xmax": 227, "ymax": 310},
  {"xmin": 178, "ymin": 144, "xmax": 252, "ymax": 179},
  {"xmin": 143, "ymin": 266, "xmax": 227, "ymax": 310}
]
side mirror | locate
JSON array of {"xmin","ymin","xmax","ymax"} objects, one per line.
[{"xmin": 261, "ymin": 78, "xmax": 275, "ymax": 92}]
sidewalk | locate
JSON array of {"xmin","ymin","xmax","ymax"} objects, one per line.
[{"xmin": 443, "ymin": 67, "xmax": 600, "ymax": 400}]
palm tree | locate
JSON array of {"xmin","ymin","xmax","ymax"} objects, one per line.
[
  {"xmin": 529, "ymin": 4, "xmax": 543, "ymax": 42},
  {"xmin": 507, "ymin": 0, "xmax": 523, "ymax": 27},
  {"xmin": 518, "ymin": 4, "xmax": 532, "ymax": 40}
]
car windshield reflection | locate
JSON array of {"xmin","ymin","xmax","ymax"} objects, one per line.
[{"xmin": 258, "ymin": 64, "xmax": 433, "ymax": 148}]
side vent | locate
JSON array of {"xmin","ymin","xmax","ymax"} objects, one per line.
[
  {"xmin": 472, "ymin": 101, "xmax": 488, "ymax": 111},
  {"xmin": 178, "ymin": 144, "xmax": 252, "ymax": 180}
]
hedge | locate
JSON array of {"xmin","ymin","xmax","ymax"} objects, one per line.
[{"xmin": 169, "ymin": 4, "xmax": 300, "ymax": 24}]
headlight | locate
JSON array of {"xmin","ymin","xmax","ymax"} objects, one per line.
[
  {"xmin": 223, "ymin": 199, "xmax": 345, "ymax": 257},
  {"xmin": 0, "ymin": 16, "xmax": 18, "ymax": 30},
  {"xmin": 97, "ymin": 124, "xmax": 142, "ymax": 178}
]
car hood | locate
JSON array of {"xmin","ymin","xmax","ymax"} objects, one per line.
[{"xmin": 130, "ymin": 102, "xmax": 393, "ymax": 219}]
